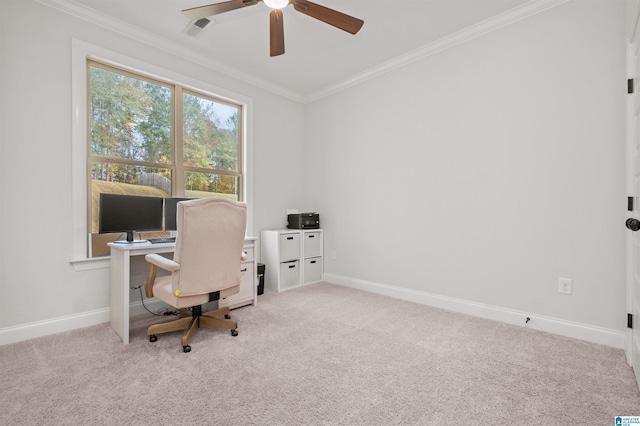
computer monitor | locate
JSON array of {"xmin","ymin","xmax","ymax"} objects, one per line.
[
  {"xmin": 164, "ymin": 197, "xmax": 193, "ymax": 231},
  {"xmin": 99, "ymin": 193, "xmax": 164, "ymax": 243}
]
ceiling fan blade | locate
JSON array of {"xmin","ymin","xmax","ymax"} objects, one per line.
[
  {"xmin": 183, "ymin": 0, "xmax": 259, "ymax": 21},
  {"xmin": 292, "ymin": 0, "xmax": 363, "ymax": 34},
  {"xmin": 270, "ymin": 9, "xmax": 285, "ymax": 57}
]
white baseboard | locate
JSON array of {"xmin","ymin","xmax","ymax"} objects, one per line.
[
  {"xmin": 2, "ymin": 277, "xmax": 625, "ymax": 349},
  {"xmin": 0, "ymin": 299, "xmax": 167, "ymax": 346},
  {"xmin": 324, "ymin": 273, "xmax": 626, "ymax": 349}
]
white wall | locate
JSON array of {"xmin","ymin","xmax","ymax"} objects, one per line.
[
  {"xmin": 0, "ymin": 0, "xmax": 306, "ymax": 336},
  {"xmin": 306, "ymin": 0, "xmax": 627, "ymax": 339}
]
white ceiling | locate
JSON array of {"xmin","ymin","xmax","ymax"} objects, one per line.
[{"xmin": 43, "ymin": 0, "xmax": 550, "ymax": 102}]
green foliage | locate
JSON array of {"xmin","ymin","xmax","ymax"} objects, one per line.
[
  {"xmin": 90, "ymin": 66, "xmax": 172, "ymax": 184},
  {"xmin": 136, "ymin": 84, "xmax": 172, "ymax": 164},
  {"xmin": 89, "ymin": 64, "xmax": 240, "ymax": 196},
  {"xmin": 183, "ymin": 93, "xmax": 239, "ymax": 192}
]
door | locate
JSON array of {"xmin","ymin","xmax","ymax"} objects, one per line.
[{"xmin": 627, "ymin": 0, "xmax": 640, "ymax": 390}]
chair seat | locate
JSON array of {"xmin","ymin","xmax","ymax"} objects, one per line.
[
  {"xmin": 153, "ymin": 276, "xmax": 209, "ymax": 309},
  {"xmin": 153, "ymin": 276, "xmax": 242, "ymax": 309}
]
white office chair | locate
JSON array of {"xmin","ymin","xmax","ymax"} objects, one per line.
[{"xmin": 144, "ymin": 197, "xmax": 247, "ymax": 352}]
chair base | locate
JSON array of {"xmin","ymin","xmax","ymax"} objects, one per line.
[{"xmin": 148, "ymin": 306, "xmax": 237, "ymax": 352}]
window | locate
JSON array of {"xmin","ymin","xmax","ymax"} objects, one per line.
[{"xmin": 87, "ymin": 61, "xmax": 243, "ymax": 257}]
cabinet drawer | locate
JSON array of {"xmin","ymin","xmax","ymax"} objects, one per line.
[
  {"xmin": 238, "ymin": 261, "xmax": 255, "ymax": 299},
  {"xmin": 220, "ymin": 259, "xmax": 256, "ymax": 309},
  {"xmin": 223, "ymin": 262, "xmax": 255, "ymax": 305},
  {"xmin": 279, "ymin": 233, "xmax": 300, "ymax": 261},
  {"xmin": 279, "ymin": 260, "xmax": 300, "ymax": 290},
  {"xmin": 303, "ymin": 232, "xmax": 321, "ymax": 258},
  {"xmin": 303, "ymin": 257, "xmax": 322, "ymax": 284},
  {"xmin": 242, "ymin": 247, "xmax": 255, "ymax": 262}
]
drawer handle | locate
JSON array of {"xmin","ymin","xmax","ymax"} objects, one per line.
[
  {"xmin": 241, "ymin": 268, "xmax": 248, "ymax": 272},
  {"xmin": 310, "ymin": 261, "xmax": 316, "ymax": 264},
  {"xmin": 289, "ymin": 265, "xmax": 296, "ymax": 269},
  {"xmin": 308, "ymin": 235, "xmax": 315, "ymax": 238},
  {"xmin": 286, "ymin": 237, "xmax": 294, "ymax": 240}
]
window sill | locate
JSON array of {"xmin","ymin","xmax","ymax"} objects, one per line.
[{"xmin": 70, "ymin": 256, "xmax": 111, "ymax": 271}]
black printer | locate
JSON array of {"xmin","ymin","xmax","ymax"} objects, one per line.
[{"xmin": 287, "ymin": 213, "xmax": 320, "ymax": 229}]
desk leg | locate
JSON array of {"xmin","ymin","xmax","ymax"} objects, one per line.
[{"xmin": 109, "ymin": 249, "xmax": 130, "ymax": 344}]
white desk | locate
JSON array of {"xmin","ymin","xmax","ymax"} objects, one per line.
[{"xmin": 109, "ymin": 237, "xmax": 256, "ymax": 344}]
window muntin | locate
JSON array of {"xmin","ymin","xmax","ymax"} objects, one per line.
[{"xmin": 87, "ymin": 61, "xmax": 243, "ymax": 257}]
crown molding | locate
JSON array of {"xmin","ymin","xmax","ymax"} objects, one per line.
[
  {"xmin": 36, "ymin": 0, "xmax": 568, "ymax": 105},
  {"xmin": 35, "ymin": 0, "xmax": 306, "ymax": 104},
  {"xmin": 303, "ymin": 0, "xmax": 571, "ymax": 104}
]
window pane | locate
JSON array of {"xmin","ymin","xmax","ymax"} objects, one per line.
[
  {"xmin": 183, "ymin": 92, "xmax": 239, "ymax": 172},
  {"xmin": 90, "ymin": 163, "xmax": 171, "ymax": 234},
  {"xmin": 185, "ymin": 172, "xmax": 239, "ymax": 200},
  {"xmin": 90, "ymin": 65, "xmax": 171, "ymax": 163}
]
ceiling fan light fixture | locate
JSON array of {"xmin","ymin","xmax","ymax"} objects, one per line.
[
  {"xmin": 182, "ymin": 0, "xmax": 364, "ymax": 55},
  {"xmin": 264, "ymin": 0, "xmax": 288, "ymax": 10}
]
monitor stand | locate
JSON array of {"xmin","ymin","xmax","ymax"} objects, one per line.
[
  {"xmin": 112, "ymin": 231, "xmax": 147, "ymax": 244},
  {"xmin": 112, "ymin": 240, "xmax": 147, "ymax": 244}
]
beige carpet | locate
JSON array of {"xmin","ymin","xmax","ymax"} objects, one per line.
[{"xmin": 1, "ymin": 282, "xmax": 639, "ymax": 425}]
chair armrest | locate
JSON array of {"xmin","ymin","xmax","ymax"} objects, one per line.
[
  {"xmin": 144, "ymin": 254, "xmax": 180, "ymax": 298},
  {"xmin": 145, "ymin": 254, "xmax": 180, "ymax": 272}
]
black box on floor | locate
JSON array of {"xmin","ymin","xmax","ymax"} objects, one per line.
[{"xmin": 257, "ymin": 263, "xmax": 265, "ymax": 295}]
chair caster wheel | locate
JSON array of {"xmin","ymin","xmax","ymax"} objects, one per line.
[
  {"xmin": 183, "ymin": 345, "xmax": 191, "ymax": 353},
  {"xmin": 149, "ymin": 335, "xmax": 157, "ymax": 342},
  {"xmin": 225, "ymin": 314, "xmax": 231, "ymax": 319},
  {"xmin": 231, "ymin": 329, "xmax": 238, "ymax": 337}
]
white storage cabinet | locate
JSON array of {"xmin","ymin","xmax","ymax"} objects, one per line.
[{"xmin": 261, "ymin": 229, "xmax": 323, "ymax": 292}]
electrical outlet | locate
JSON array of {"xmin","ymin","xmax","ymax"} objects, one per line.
[{"xmin": 558, "ymin": 277, "xmax": 572, "ymax": 295}]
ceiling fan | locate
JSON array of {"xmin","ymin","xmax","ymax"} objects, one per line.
[{"xmin": 183, "ymin": 0, "xmax": 364, "ymax": 57}]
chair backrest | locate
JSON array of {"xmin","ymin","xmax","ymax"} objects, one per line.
[{"xmin": 171, "ymin": 197, "xmax": 247, "ymax": 297}]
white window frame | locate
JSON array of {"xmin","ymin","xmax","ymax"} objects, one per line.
[{"xmin": 70, "ymin": 39, "xmax": 253, "ymax": 269}]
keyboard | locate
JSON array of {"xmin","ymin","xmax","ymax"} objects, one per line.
[{"xmin": 147, "ymin": 237, "xmax": 176, "ymax": 244}]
